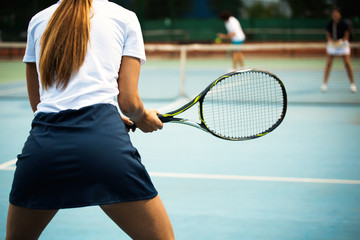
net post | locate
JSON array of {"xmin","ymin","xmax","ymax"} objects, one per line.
[{"xmin": 179, "ymin": 45, "xmax": 187, "ymax": 97}]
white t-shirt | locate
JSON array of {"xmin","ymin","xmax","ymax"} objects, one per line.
[
  {"xmin": 23, "ymin": 0, "xmax": 146, "ymax": 114},
  {"xmin": 225, "ymin": 16, "xmax": 245, "ymax": 42}
]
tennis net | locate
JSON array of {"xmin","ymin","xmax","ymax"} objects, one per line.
[
  {"xmin": 140, "ymin": 42, "xmax": 360, "ymax": 105},
  {"xmin": 0, "ymin": 42, "xmax": 359, "ymax": 105}
]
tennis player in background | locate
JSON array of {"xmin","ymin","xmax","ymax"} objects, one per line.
[
  {"xmin": 5, "ymin": 0, "xmax": 175, "ymax": 239},
  {"xmin": 217, "ymin": 10, "xmax": 246, "ymax": 71},
  {"xmin": 322, "ymin": 8, "xmax": 357, "ymax": 93}
]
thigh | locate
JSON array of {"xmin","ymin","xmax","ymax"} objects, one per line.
[
  {"xmin": 324, "ymin": 55, "xmax": 334, "ymax": 68},
  {"xmin": 6, "ymin": 204, "xmax": 58, "ymax": 240},
  {"xmin": 100, "ymin": 195, "xmax": 174, "ymax": 240},
  {"xmin": 232, "ymin": 51, "xmax": 239, "ymax": 59},
  {"xmin": 326, "ymin": 54, "xmax": 334, "ymax": 63}
]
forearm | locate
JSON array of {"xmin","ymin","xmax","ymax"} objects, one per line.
[
  {"xmin": 117, "ymin": 56, "xmax": 163, "ymax": 132},
  {"xmin": 326, "ymin": 32, "xmax": 333, "ymax": 42},
  {"xmin": 117, "ymin": 56, "xmax": 145, "ymax": 121},
  {"xmin": 342, "ymin": 31, "xmax": 350, "ymax": 41},
  {"xmin": 218, "ymin": 32, "xmax": 235, "ymax": 40},
  {"xmin": 26, "ymin": 63, "xmax": 40, "ymax": 112},
  {"xmin": 118, "ymin": 94, "xmax": 144, "ymax": 122}
]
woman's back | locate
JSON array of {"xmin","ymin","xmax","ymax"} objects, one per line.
[{"xmin": 24, "ymin": 0, "xmax": 146, "ymax": 114}]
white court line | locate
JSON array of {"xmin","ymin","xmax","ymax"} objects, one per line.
[
  {"xmin": 150, "ymin": 172, "xmax": 360, "ymax": 185},
  {"xmin": 0, "ymin": 159, "xmax": 17, "ymax": 170},
  {"xmin": 1, "ymin": 159, "xmax": 359, "ymax": 185}
]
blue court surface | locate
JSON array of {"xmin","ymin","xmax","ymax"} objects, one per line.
[{"xmin": 0, "ymin": 57, "xmax": 360, "ymax": 239}]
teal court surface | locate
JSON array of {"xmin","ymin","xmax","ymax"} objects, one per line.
[{"xmin": 0, "ymin": 57, "xmax": 360, "ymax": 239}]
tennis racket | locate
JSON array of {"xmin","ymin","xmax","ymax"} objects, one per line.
[{"xmin": 129, "ymin": 69, "xmax": 287, "ymax": 141}]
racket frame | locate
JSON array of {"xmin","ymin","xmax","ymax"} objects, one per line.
[{"xmin": 158, "ymin": 69, "xmax": 287, "ymax": 141}]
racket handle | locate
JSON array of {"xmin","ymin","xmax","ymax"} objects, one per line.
[
  {"xmin": 125, "ymin": 114, "xmax": 169, "ymax": 131},
  {"xmin": 125, "ymin": 122, "xmax": 137, "ymax": 131}
]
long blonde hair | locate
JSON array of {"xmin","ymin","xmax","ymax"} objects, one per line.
[{"xmin": 39, "ymin": 0, "xmax": 92, "ymax": 90}]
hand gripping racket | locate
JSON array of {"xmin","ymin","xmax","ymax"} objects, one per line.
[{"xmin": 130, "ymin": 69, "xmax": 287, "ymax": 141}]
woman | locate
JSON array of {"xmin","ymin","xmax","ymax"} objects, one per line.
[
  {"xmin": 322, "ymin": 8, "xmax": 357, "ymax": 93},
  {"xmin": 6, "ymin": 0, "xmax": 175, "ymax": 239},
  {"xmin": 217, "ymin": 10, "xmax": 246, "ymax": 71}
]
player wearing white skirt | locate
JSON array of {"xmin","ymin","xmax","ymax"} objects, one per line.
[
  {"xmin": 5, "ymin": 0, "xmax": 175, "ymax": 239},
  {"xmin": 322, "ymin": 8, "xmax": 357, "ymax": 93}
]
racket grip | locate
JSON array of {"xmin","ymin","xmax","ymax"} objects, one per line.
[
  {"xmin": 125, "ymin": 114, "xmax": 168, "ymax": 130},
  {"xmin": 125, "ymin": 122, "xmax": 137, "ymax": 131}
]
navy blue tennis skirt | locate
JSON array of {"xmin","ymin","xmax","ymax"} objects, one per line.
[{"xmin": 9, "ymin": 104, "xmax": 158, "ymax": 209}]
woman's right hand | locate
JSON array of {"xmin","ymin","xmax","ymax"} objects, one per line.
[{"xmin": 135, "ymin": 109, "xmax": 163, "ymax": 133}]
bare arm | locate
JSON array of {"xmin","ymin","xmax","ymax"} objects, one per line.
[
  {"xmin": 26, "ymin": 63, "xmax": 40, "ymax": 112},
  {"xmin": 117, "ymin": 56, "xmax": 162, "ymax": 133},
  {"xmin": 326, "ymin": 31, "xmax": 333, "ymax": 42},
  {"xmin": 343, "ymin": 30, "xmax": 350, "ymax": 41},
  {"xmin": 217, "ymin": 32, "xmax": 235, "ymax": 40}
]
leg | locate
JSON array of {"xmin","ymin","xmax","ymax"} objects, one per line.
[
  {"xmin": 342, "ymin": 55, "xmax": 355, "ymax": 84},
  {"xmin": 231, "ymin": 52, "xmax": 238, "ymax": 70},
  {"xmin": 237, "ymin": 51, "xmax": 245, "ymax": 68},
  {"xmin": 6, "ymin": 204, "xmax": 58, "ymax": 240},
  {"xmin": 342, "ymin": 55, "xmax": 357, "ymax": 92},
  {"xmin": 232, "ymin": 51, "xmax": 244, "ymax": 70},
  {"xmin": 322, "ymin": 54, "xmax": 334, "ymax": 91},
  {"xmin": 323, "ymin": 54, "xmax": 334, "ymax": 85},
  {"xmin": 100, "ymin": 195, "xmax": 175, "ymax": 240}
]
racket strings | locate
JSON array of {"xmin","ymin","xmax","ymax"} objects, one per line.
[{"xmin": 201, "ymin": 71, "xmax": 285, "ymax": 139}]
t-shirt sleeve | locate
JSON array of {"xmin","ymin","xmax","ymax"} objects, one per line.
[
  {"xmin": 341, "ymin": 21, "xmax": 349, "ymax": 31},
  {"xmin": 23, "ymin": 20, "xmax": 36, "ymax": 63},
  {"xmin": 123, "ymin": 12, "xmax": 146, "ymax": 65}
]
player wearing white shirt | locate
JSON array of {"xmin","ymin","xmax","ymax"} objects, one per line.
[
  {"xmin": 217, "ymin": 11, "xmax": 246, "ymax": 70},
  {"xmin": 23, "ymin": 0, "xmax": 146, "ymax": 114},
  {"xmin": 225, "ymin": 16, "xmax": 246, "ymax": 43},
  {"xmin": 6, "ymin": 0, "xmax": 175, "ymax": 239}
]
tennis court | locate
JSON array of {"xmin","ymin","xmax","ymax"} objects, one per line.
[{"xmin": 0, "ymin": 43, "xmax": 360, "ymax": 239}]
